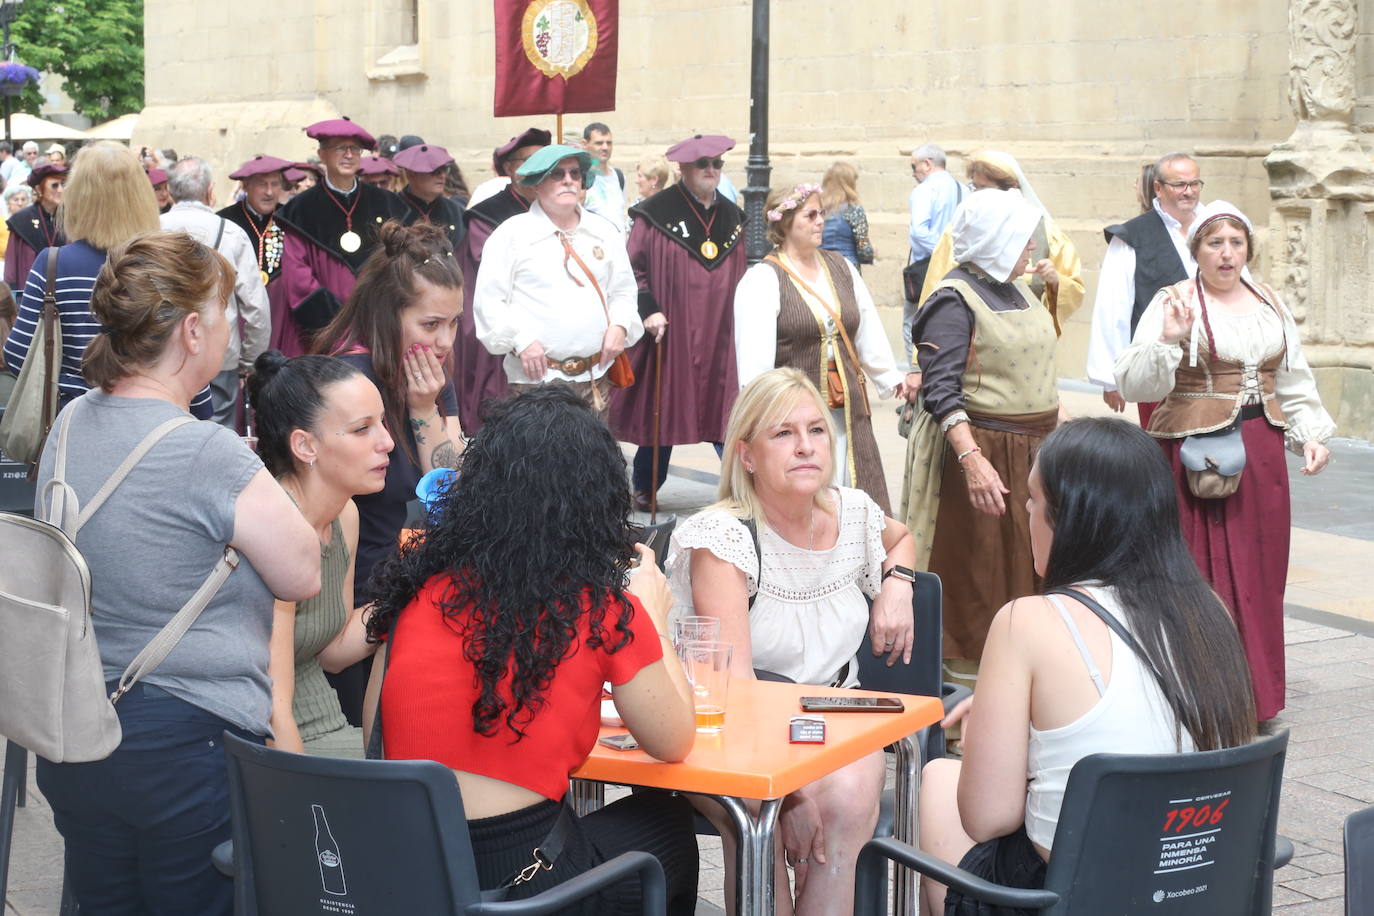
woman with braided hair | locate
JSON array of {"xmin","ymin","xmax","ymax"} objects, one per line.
[{"xmin": 311, "ymin": 219, "xmax": 465, "ymax": 722}]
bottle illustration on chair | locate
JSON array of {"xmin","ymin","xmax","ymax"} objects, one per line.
[{"xmin": 312, "ymin": 804, "xmax": 348, "ymax": 896}]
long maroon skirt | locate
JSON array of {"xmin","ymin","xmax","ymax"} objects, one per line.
[{"xmin": 1161, "ymin": 414, "xmax": 1290, "ymax": 721}]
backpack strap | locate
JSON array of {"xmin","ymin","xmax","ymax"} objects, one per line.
[
  {"xmin": 212, "ymin": 218, "xmax": 226, "ymax": 251},
  {"xmin": 36, "ymin": 247, "xmax": 61, "ymax": 464},
  {"xmin": 743, "ymin": 516, "xmax": 761, "ymax": 611},
  {"xmin": 1043, "ymin": 587, "xmax": 1168, "ymax": 690}
]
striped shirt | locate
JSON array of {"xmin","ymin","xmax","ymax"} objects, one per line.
[{"xmin": 2, "ymin": 241, "xmax": 212, "ymax": 418}]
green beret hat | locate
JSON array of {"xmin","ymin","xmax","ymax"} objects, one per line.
[{"xmin": 515, "ymin": 145, "xmax": 596, "ymax": 190}]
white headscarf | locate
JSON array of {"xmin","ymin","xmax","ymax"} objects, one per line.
[
  {"xmin": 949, "ymin": 188, "xmax": 1042, "ymax": 283},
  {"xmin": 969, "ymin": 150, "xmax": 1048, "ymax": 220}
]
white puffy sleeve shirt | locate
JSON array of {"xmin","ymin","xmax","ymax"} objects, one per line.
[
  {"xmin": 733, "ymin": 259, "xmax": 904, "ymax": 397},
  {"xmin": 473, "ymin": 203, "xmax": 643, "ymax": 384},
  {"xmin": 1114, "ymin": 283, "xmax": 1336, "ymax": 453},
  {"xmin": 664, "ymin": 487, "xmax": 888, "ymax": 686}
]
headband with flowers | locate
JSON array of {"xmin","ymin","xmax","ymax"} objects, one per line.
[{"xmin": 766, "ymin": 182, "xmax": 822, "ymax": 222}]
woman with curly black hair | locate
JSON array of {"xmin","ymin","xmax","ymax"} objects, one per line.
[{"xmin": 361, "ymin": 385, "xmax": 698, "ymax": 912}]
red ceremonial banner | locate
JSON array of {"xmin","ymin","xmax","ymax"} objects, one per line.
[{"xmin": 493, "ymin": 0, "xmax": 619, "ymax": 117}]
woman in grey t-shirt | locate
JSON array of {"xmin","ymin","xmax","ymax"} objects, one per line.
[{"xmin": 34, "ymin": 232, "xmax": 319, "ymax": 915}]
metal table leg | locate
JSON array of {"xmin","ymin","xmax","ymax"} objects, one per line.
[
  {"xmin": 893, "ymin": 735, "xmax": 920, "ymax": 915},
  {"xmin": 568, "ymin": 777, "xmax": 605, "ymax": 816},
  {"xmin": 714, "ymin": 794, "xmax": 781, "ymax": 916}
]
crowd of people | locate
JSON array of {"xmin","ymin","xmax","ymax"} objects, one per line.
[{"xmin": 0, "ymin": 122, "xmax": 1336, "ymax": 916}]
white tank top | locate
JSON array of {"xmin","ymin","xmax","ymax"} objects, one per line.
[{"xmin": 1024, "ymin": 586, "xmax": 1193, "ymax": 851}]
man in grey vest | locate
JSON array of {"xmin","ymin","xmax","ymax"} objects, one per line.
[
  {"xmin": 1086, "ymin": 152, "xmax": 1203, "ymax": 422},
  {"xmin": 161, "ymin": 157, "xmax": 271, "ymax": 427}
]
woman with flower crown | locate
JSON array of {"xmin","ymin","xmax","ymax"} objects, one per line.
[{"xmin": 732, "ymin": 182, "xmax": 908, "ymax": 512}]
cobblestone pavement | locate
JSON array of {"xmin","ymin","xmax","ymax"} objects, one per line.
[{"xmin": 5, "ymin": 388, "xmax": 1371, "ymax": 914}]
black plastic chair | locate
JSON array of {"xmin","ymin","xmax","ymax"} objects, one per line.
[
  {"xmin": 1345, "ymin": 803, "xmax": 1374, "ymax": 915},
  {"xmin": 855, "ymin": 730, "xmax": 1292, "ymax": 915},
  {"xmin": 855, "ymin": 570, "xmax": 970, "ymax": 765},
  {"xmin": 219, "ymin": 732, "xmax": 667, "ymax": 915}
]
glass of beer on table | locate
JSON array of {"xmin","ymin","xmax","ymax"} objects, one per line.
[{"xmin": 680, "ymin": 640, "xmax": 732, "ymax": 734}]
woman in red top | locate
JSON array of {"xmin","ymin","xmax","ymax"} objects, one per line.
[{"xmin": 362, "ymin": 385, "xmax": 698, "ymax": 912}]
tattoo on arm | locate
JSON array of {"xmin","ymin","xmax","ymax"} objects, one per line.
[
  {"xmin": 409, "ymin": 415, "xmax": 430, "ymax": 446},
  {"xmin": 432, "ymin": 440, "xmax": 462, "ymax": 469}
]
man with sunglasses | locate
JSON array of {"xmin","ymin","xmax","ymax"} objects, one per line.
[
  {"xmin": 456, "ymin": 126, "xmax": 551, "ymax": 431},
  {"xmin": 1086, "ymin": 152, "xmax": 1209, "ymax": 423},
  {"xmin": 473, "ymin": 144, "xmax": 641, "ymax": 423},
  {"xmin": 609, "ymin": 134, "xmax": 747, "ymax": 511},
  {"xmin": 395, "ymin": 142, "xmax": 465, "ymax": 254},
  {"xmin": 273, "ymin": 117, "xmax": 408, "ymax": 356}
]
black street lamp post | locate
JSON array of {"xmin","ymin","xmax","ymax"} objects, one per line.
[
  {"xmin": 742, "ymin": 0, "xmax": 770, "ymax": 264},
  {"xmin": 0, "ymin": 0, "xmax": 24, "ymax": 145}
]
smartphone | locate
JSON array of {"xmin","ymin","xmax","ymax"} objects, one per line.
[
  {"xmin": 799, "ymin": 696, "xmax": 905, "ymax": 713},
  {"xmin": 597, "ymin": 733, "xmax": 640, "ymax": 751}
]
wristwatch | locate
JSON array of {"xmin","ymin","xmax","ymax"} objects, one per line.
[{"xmin": 882, "ymin": 564, "xmax": 917, "ymax": 584}]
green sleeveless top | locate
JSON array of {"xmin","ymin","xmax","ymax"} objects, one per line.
[{"xmin": 292, "ymin": 517, "xmax": 351, "ymax": 740}]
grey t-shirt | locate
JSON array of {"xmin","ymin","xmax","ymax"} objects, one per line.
[{"xmin": 36, "ymin": 390, "xmax": 273, "ymax": 734}]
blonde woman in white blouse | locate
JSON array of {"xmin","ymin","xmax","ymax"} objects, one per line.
[
  {"xmin": 1114, "ymin": 201, "xmax": 1334, "ymax": 722},
  {"xmin": 666, "ymin": 367, "xmax": 917, "ymax": 916}
]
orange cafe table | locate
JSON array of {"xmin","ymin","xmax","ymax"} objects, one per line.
[{"xmin": 572, "ymin": 679, "xmax": 943, "ymax": 916}]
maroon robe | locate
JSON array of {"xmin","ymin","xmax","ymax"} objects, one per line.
[
  {"xmin": 609, "ymin": 185, "xmax": 746, "ymax": 445},
  {"xmin": 273, "ymin": 182, "xmax": 407, "ymax": 356},
  {"xmin": 1162, "ymin": 415, "xmax": 1290, "ymax": 721},
  {"xmin": 456, "ymin": 186, "xmax": 529, "ymax": 431},
  {"xmin": 4, "ymin": 204, "xmax": 65, "ymax": 290}
]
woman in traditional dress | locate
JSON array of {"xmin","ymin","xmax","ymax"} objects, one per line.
[
  {"xmin": 1115, "ymin": 201, "xmax": 1334, "ymax": 721},
  {"xmin": 733, "ymin": 182, "xmax": 907, "ymax": 512},
  {"xmin": 667, "ymin": 367, "xmax": 916, "ymax": 915},
  {"xmin": 900, "ymin": 187, "xmax": 1064, "ymax": 700},
  {"xmin": 917, "ymin": 150, "xmax": 1084, "ymax": 335}
]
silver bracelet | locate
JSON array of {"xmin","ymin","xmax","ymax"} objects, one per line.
[{"xmin": 939, "ymin": 410, "xmax": 970, "ymax": 435}]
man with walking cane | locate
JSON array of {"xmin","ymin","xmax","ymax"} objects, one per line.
[{"xmin": 610, "ymin": 134, "xmax": 747, "ymax": 513}]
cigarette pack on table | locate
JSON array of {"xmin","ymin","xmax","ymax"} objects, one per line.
[{"xmin": 789, "ymin": 714, "xmax": 826, "ymax": 744}]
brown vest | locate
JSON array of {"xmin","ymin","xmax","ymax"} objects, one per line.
[
  {"xmin": 767, "ymin": 249, "xmax": 871, "ymax": 420},
  {"xmin": 1147, "ymin": 280, "xmax": 1289, "ymax": 438}
]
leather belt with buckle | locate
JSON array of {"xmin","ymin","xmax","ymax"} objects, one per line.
[{"xmin": 549, "ymin": 354, "xmax": 599, "ymax": 376}]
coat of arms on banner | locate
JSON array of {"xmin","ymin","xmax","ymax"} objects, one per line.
[{"xmin": 522, "ymin": 0, "xmax": 599, "ymax": 78}]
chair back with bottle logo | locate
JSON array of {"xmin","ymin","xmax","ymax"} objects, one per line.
[
  {"xmin": 221, "ymin": 732, "xmax": 667, "ymax": 915},
  {"xmin": 855, "ymin": 731, "xmax": 1290, "ymax": 915}
]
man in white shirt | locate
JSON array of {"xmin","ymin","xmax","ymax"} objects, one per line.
[
  {"xmin": 582, "ymin": 121, "xmax": 627, "ymax": 233},
  {"xmin": 1086, "ymin": 152, "xmax": 1203, "ymax": 420},
  {"xmin": 160, "ymin": 157, "xmax": 271, "ymax": 428},
  {"xmin": 0, "ymin": 142, "xmax": 18, "ymax": 185},
  {"xmin": 905, "ymin": 142, "xmax": 964, "ymax": 363},
  {"xmin": 473, "ymin": 145, "xmax": 642, "ymax": 422}
]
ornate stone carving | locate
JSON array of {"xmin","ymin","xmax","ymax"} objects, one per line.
[
  {"xmin": 1282, "ymin": 218, "xmax": 1309, "ymax": 323},
  {"xmin": 1266, "ymin": 0, "xmax": 1374, "ymax": 198},
  {"xmin": 1286, "ymin": 0, "xmax": 1357, "ymax": 124}
]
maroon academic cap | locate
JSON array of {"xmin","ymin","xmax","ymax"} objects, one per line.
[
  {"xmin": 394, "ymin": 143, "xmax": 454, "ymax": 174},
  {"xmin": 229, "ymin": 155, "xmax": 294, "ymax": 181},
  {"xmin": 26, "ymin": 163, "xmax": 68, "ymax": 187},
  {"xmin": 357, "ymin": 156, "xmax": 399, "ymax": 176},
  {"xmin": 146, "ymin": 168, "xmax": 168, "ymax": 187},
  {"xmin": 283, "ymin": 167, "xmax": 307, "ymax": 183},
  {"xmin": 665, "ymin": 134, "xmax": 736, "ymax": 163},
  {"xmin": 492, "ymin": 128, "xmax": 552, "ymax": 176},
  {"xmin": 305, "ymin": 117, "xmax": 377, "ymax": 150}
]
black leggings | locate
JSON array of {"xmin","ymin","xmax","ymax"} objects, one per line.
[{"xmin": 468, "ymin": 790, "xmax": 698, "ymax": 914}]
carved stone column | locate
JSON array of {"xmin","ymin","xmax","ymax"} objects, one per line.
[{"xmin": 1264, "ymin": 0, "xmax": 1374, "ymax": 440}]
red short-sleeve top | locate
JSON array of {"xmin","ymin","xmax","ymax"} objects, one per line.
[{"xmin": 379, "ymin": 574, "xmax": 663, "ymax": 801}]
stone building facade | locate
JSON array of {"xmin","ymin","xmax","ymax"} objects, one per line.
[{"xmin": 141, "ymin": 0, "xmax": 1374, "ymax": 438}]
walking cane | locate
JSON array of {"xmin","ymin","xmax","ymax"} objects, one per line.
[{"xmin": 650, "ymin": 338, "xmax": 663, "ymax": 523}]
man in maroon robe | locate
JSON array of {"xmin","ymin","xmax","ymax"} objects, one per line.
[
  {"xmin": 455, "ymin": 127, "xmax": 550, "ymax": 431},
  {"xmin": 395, "ymin": 143, "xmax": 465, "ymax": 255},
  {"xmin": 217, "ymin": 155, "xmax": 292, "ymax": 291},
  {"xmin": 609, "ymin": 134, "xmax": 747, "ymax": 510},
  {"xmin": 272, "ymin": 117, "xmax": 407, "ymax": 356},
  {"xmin": 3, "ymin": 163, "xmax": 66, "ymax": 291}
]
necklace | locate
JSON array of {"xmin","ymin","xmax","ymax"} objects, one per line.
[
  {"xmin": 37, "ymin": 206, "xmax": 57, "ymax": 247},
  {"xmin": 808, "ymin": 505, "xmax": 815, "ymax": 551},
  {"xmin": 677, "ymin": 183, "xmax": 719, "ymax": 258},
  {"xmin": 321, "ymin": 183, "xmax": 363, "ymax": 252},
  {"xmin": 239, "ymin": 202, "xmax": 277, "ymax": 286},
  {"xmin": 404, "ymin": 188, "xmax": 438, "ymax": 222}
]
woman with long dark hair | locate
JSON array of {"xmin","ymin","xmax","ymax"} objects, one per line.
[
  {"xmin": 311, "ymin": 220, "xmax": 465, "ymax": 721},
  {"xmin": 362, "ymin": 385, "xmax": 698, "ymax": 912},
  {"xmin": 248, "ymin": 352, "xmax": 394, "ymax": 756},
  {"xmin": 918, "ymin": 418, "xmax": 1256, "ymax": 915}
]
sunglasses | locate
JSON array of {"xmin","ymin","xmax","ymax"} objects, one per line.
[
  {"xmin": 798, "ymin": 208, "xmax": 823, "ymax": 221},
  {"xmin": 691, "ymin": 157, "xmax": 725, "ymax": 170},
  {"xmin": 547, "ymin": 166, "xmax": 584, "ymax": 183}
]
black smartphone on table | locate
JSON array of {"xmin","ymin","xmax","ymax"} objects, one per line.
[{"xmin": 799, "ymin": 696, "xmax": 905, "ymax": 713}]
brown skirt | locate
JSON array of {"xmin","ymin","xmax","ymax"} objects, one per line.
[{"xmin": 929, "ymin": 410, "xmax": 1055, "ymax": 660}]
